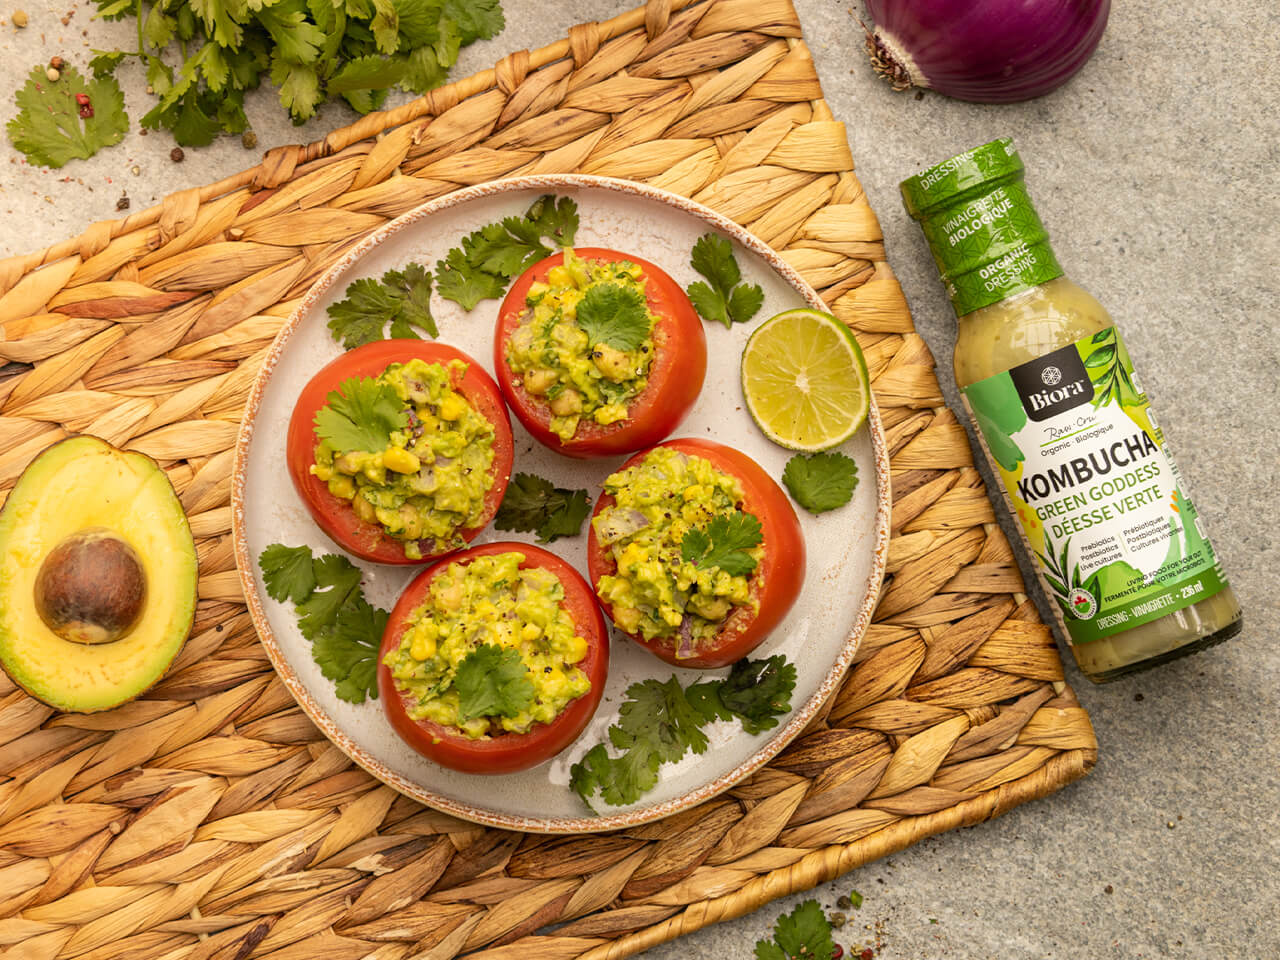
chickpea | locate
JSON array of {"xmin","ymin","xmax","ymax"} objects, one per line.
[
  {"xmin": 549, "ymin": 388, "xmax": 583, "ymax": 416},
  {"xmin": 524, "ymin": 368, "xmax": 557, "ymax": 395}
]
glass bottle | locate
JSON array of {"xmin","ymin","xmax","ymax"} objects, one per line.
[{"xmin": 900, "ymin": 138, "xmax": 1242, "ymax": 683}]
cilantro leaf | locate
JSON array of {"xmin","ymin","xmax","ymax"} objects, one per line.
[
  {"xmin": 313, "ymin": 376, "xmax": 408, "ymax": 455},
  {"xmin": 570, "ymin": 658, "xmax": 796, "ymax": 811},
  {"xmin": 681, "ymin": 511, "xmax": 763, "ymax": 577},
  {"xmin": 575, "ymin": 283, "xmax": 651, "ymax": 351},
  {"xmin": 686, "ymin": 233, "xmax": 764, "ymax": 329},
  {"xmin": 313, "ymin": 596, "xmax": 386, "ymax": 703},
  {"xmin": 327, "ymin": 262, "xmax": 437, "ymax": 349},
  {"xmin": 256, "ymin": 545, "xmax": 385, "ymax": 703},
  {"xmin": 435, "ymin": 195, "xmax": 579, "ymax": 310},
  {"xmin": 454, "ymin": 644, "xmax": 536, "ymax": 720},
  {"xmin": 613, "ymin": 677, "xmax": 709, "ymax": 762},
  {"xmin": 719, "ymin": 655, "xmax": 797, "ymax": 735},
  {"xmin": 755, "ymin": 901, "xmax": 835, "ymax": 960},
  {"xmin": 444, "ymin": 0, "xmax": 505, "ymax": 44},
  {"xmin": 296, "ymin": 553, "xmax": 364, "ymax": 640},
  {"xmin": 7, "ymin": 65, "xmax": 129, "ymax": 168},
  {"xmin": 259, "ymin": 544, "xmax": 317, "ymax": 604},
  {"xmin": 494, "ymin": 473, "xmax": 591, "ymax": 543},
  {"xmin": 782, "ymin": 452, "xmax": 859, "ymax": 514}
]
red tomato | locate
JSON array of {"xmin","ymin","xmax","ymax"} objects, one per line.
[
  {"xmin": 286, "ymin": 340, "xmax": 513, "ymax": 565},
  {"xmin": 377, "ymin": 542, "xmax": 610, "ymax": 775},
  {"xmin": 587, "ymin": 438, "xmax": 805, "ymax": 669},
  {"xmin": 493, "ymin": 247, "xmax": 707, "ymax": 459}
]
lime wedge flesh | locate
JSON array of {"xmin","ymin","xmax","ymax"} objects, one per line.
[{"xmin": 741, "ymin": 308, "xmax": 870, "ymax": 451}]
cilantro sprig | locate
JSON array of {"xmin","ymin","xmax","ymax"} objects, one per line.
[
  {"xmin": 574, "ymin": 282, "xmax": 651, "ymax": 351},
  {"xmin": 454, "ymin": 644, "xmax": 535, "ymax": 720},
  {"xmin": 686, "ymin": 233, "xmax": 764, "ymax": 328},
  {"xmin": 680, "ymin": 511, "xmax": 763, "ymax": 577},
  {"xmin": 327, "ymin": 263, "xmax": 437, "ymax": 350},
  {"xmin": 782, "ymin": 452, "xmax": 859, "ymax": 514},
  {"xmin": 85, "ymin": 0, "xmax": 505, "ymax": 146},
  {"xmin": 258, "ymin": 545, "xmax": 385, "ymax": 703},
  {"xmin": 569, "ymin": 655, "xmax": 796, "ymax": 811},
  {"xmin": 8, "ymin": 64, "xmax": 128, "ymax": 168},
  {"xmin": 313, "ymin": 376, "xmax": 407, "ymax": 455},
  {"xmin": 755, "ymin": 900, "xmax": 838, "ymax": 960},
  {"xmin": 494, "ymin": 473, "xmax": 591, "ymax": 543},
  {"xmin": 436, "ymin": 195, "xmax": 579, "ymax": 309}
]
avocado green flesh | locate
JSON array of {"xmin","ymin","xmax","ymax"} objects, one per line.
[
  {"xmin": 312, "ymin": 358, "xmax": 495, "ymax": 560},
  {"xmin": 504, "ymin": 250, "xmax": 656, "ymax": 442},
  {"xmin": 593, "ymin": 447, "xmax": 760, "ymax": 650},
  {"xmin": 0, "ymin": 436, "xmax": 198, "ymax": 713},
  {"xmin": 383, "ymin": 552, "xmax": 590, "ymax": 738}
]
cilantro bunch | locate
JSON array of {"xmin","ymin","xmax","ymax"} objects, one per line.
[{"xmin": 88, "ymin": 0, "xmax": 505, "ymax": 146}]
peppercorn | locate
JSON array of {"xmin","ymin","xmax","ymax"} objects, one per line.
[
  {"xmin": 45, "ymin": 67, "xmax": 59, "ymax": 82},
  {"xmin": 12, "ymin": 9, "xmax": 29, "ymax": 27},
  {"xmin": 116, "ymin": 195, "xmax": 130, "ymax": 211},
  {"xmin": 170, "ymin": 147, "xmax": 184, "ymax": 163},
  {"xmin": 241, "ymin": 131, "xmax": 258, "ymax": 150},
  {"xmin": 49, "ymin": 55, "xmax": 64, "ymax": 70}
]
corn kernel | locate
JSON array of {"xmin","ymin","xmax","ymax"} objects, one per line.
[
  {"xmin": 409, "ymin": 631, "xmax": 437, "ymax": 661},
  {"xmin": 565, "ymin": 633, "xmax": 588, "ymax": 663},
  {"xmin": 439, "ymin": 394, "xmax": 466, "ymax": 421},
  {"xmin": 520, "ymin": 622, "xmax": 542, "ymax": 642},
  {"xmin": 547, "ymin": 265, "xmax": 572, "ymax": 287},
  {"xmin": 384, "ymin": 447, "xmax": 420, "ymax": 474}
]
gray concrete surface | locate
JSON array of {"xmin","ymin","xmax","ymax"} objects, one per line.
[{"xmin": 3, "ymin": 0, "xmax": 1278, "ymax": 957}]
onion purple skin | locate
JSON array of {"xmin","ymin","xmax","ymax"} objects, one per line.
[{"xmin": 864, "ymin": 0, "xmax": 1111, "ymax": 104}]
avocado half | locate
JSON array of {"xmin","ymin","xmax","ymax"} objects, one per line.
[{"xmin": 0, "ymin": 435, "xmax": 198, "ymax": 712}]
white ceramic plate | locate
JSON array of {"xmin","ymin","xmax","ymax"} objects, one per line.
[{"xmin": 232, "ymin": 175, "xmax": 891, "ymax": 833}]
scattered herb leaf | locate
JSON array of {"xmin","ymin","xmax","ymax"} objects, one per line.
[
  {"xmin": 680, "ymin": 511, "xmax": 763, "ymax": 577},
  {"xmin": 575, "ymin": 282, "xmax": 651, "ymax": 351},
  {"xmin": 436, "ymin": 195, "xmax": 578, "ymax": 309},
  {"xmin": 494, "ymin": 472, "xmax": 591, "ymax": 543},
  {"xmin": 313, "ymin": 376, "xmax": 408, "ymax": 455},
  {"xmin": 257, "ymin": 545, "xmax": 385, "ymax": 703},
  {"xmin": 327, "ymin": 262, "xmax": 437, "ymax": 349},
  {"xmin": 782, "ymin": 452, "xmax": 859, "ymax": 514},
  {"xmin": 258, "ymin": 543, "xmax": 317, "ymax": 604},
  {"xmin": 454, "ymin": 644, "xmax": 536, "ymax": 720},
  {"xmin": 8, "ymin": 64, "xmax": 128, "ymax": 168},
  {"xmin": 717, "ymin": 655, "xmax": 797, "ymax": 735},
  {"xmin": 849, "ymin": 889, "xmax": 863, "ymax": 910},
  {"xmin": 570, "ymin": 656, "xmax": 795, "ymax": 811},
  {"xmin": 686, "ymin": 232, "xmax": 764, "ymax": 328},
  {"xmin": 754, "ymin": 900, "xmax": 837, "ymax": 960}
]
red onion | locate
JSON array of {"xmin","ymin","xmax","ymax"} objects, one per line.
[{"xmin": 863, "ymin": 0, "xmax": 1110, "ymax": 103}]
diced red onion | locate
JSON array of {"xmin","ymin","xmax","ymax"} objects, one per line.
[
  {"xmin": 863, "ymin": 0, "xmax": 1110, "ymax": 103},
  {"xmin": 595, "ymin": 508, "xmax": 650, "ymax": 544},
  {"xmin": 675, "ymin": 615, "xmax": 695, "ymax": 659}
]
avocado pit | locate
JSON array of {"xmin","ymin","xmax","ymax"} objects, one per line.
[{"xmin": 34, "ymin": 527, "xmax": 147, "ymax": 645}]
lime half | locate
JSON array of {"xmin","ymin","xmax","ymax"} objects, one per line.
[{"xmin": 741, "ymin": 308, "xmax": 870, "ymax": 451}]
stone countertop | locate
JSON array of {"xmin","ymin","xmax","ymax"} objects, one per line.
[{"xmin": 2, "ymin": 0, "xmax": 1277, "ymax": 956}]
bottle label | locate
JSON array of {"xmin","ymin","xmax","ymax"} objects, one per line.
[{"xmin": 961, "ymin": 327, "xmax": 1229, "ymax": 645}]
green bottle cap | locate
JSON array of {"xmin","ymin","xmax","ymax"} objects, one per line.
[{"xmin": 900, "ymin": 138, "xmax": 1064, "ymax": 317}]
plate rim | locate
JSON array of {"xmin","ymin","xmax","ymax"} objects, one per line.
[{"xmin": 230, "ymin": 173, "xmax": 892, "ymax": 834}]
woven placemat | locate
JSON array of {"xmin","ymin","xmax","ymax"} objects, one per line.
[{"xmin": 0, "ymin": 0, "xmax": 1097, "ymax": 957}]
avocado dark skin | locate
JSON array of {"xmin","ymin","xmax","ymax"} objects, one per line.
[{"xmin": 34, "ymin": 527, "xmax": 147, "ymax": 645}]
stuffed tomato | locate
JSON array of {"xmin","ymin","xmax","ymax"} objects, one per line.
[
  {"xmin": 587, "ymin": 438, "xmax": 804, "ymax": 669},
  {"xmin": 286, "ymin": 340, "xmax": 513, "ymax": 565},
  {"xmin": 378, "ymin": 543, "xmax": 609, "ymax": 774},
  {"xmin": 494, "ymin": 247, "xmax": 706, "ymax": 458}
]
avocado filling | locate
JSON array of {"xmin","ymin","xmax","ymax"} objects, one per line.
[
  {"xmin": 311, "ymin": 358, "xmax": 495, "ymax": 560},
  {"xmin": 593, "ymin": 447, "xmax": 762, "ymax": 656},
  {"xmin": 504, "ymin": 250, "xmax": 657, "ymax": 442},
  {"xmin": 383, "ymin": 552, "xmax": 592, "ymax": 738}
]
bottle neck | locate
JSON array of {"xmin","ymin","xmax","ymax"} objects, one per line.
[{"xmin": 916, "ymin": 178, "xmax": 1065, "ymax": 317}]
